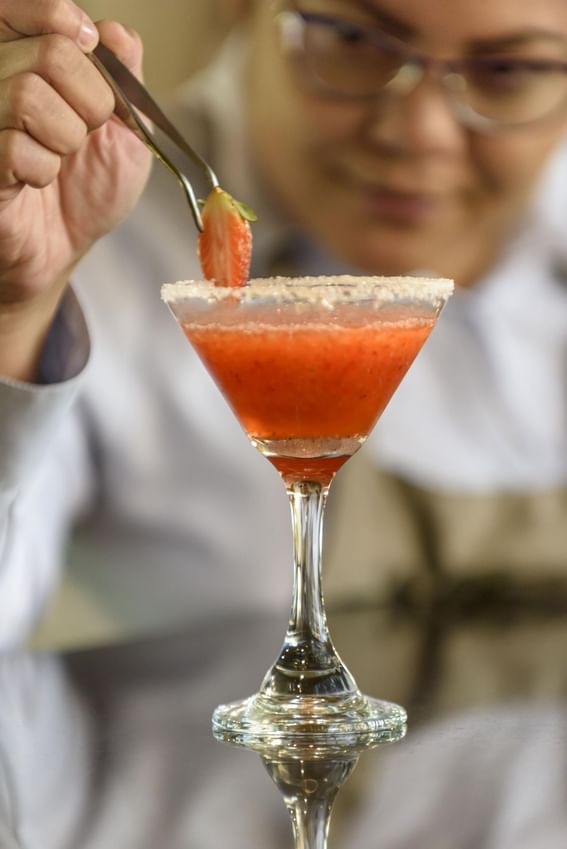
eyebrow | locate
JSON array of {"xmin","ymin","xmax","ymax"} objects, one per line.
[
  {"xmin": 348, "ymin": 0, "xmax": 416, "ymax": 39},
  {"xmin": 468, "ymin": 31, "xmax": 567, "ymax": 53},
  {"xmin": 337, "ymin": 0, "xmax": 567, "ymax": 50}
]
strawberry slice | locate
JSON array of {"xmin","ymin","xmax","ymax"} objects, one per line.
[{"xmin": 197, "ymin": 187, "xmax": 257, "ymax": 287}]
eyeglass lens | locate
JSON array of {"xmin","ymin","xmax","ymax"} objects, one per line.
[{"xmin": 290, "ymin": 10, "xmax": 567, "ymax": 126}]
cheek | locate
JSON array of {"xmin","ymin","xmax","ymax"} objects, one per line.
[
  {"xmin": 469, "ymin": 131, "xmax": 567, "ymax": 202},
  {"xmin": 295, "ymin": 96, "xmax": 366, "ymax": 146}
]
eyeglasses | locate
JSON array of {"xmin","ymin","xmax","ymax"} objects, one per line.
[{"xmin": 276, "ymin": 6, "xmax": 567, "ymax": 132}]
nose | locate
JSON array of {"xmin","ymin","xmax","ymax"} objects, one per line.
[{"xmin": 364, "ymin": 72, "xmax": 466, "ymax": 158}]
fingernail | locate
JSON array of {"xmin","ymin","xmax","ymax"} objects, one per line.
[{"xmin": 78, "ymin": 17, "xmax": 98, "ymax": 49}]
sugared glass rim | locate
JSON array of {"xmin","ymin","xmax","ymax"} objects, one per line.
[{"xmin": 161, "ymin": 275, "xmax": 454, "ymax": 306}]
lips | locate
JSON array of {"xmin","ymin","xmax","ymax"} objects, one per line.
[
  {"xmin": 331, "ymin": 165, "xmax": 444, "ymax": 225},
  {"xmin": 362, "ymin": 185, "xmax": 440, "ymax": 225}
]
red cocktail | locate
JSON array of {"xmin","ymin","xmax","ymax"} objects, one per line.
[
  {"xmin": 184, "ymin": 315, "xmax": 432, "ymax": 483},
  {"xmin": 162, "ymin": 275, "xmax": 453, "ymax": 755}
]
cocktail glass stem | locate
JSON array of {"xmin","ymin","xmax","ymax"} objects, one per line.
[
  {"xmin": 211, "ymin": 469, "xmax": 406, "ymax": 749},
  {"xmin": 261, "ymin": 479, "xmax": 356, "ymax": 699}
]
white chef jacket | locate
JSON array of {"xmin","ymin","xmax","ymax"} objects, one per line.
[{"xmin": 1, "ymin": 35, "xmax": 567, "ymax": 650}]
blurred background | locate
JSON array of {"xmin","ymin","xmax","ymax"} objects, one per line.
[{"xmin": 79, "ymin": 0, "xmax": 229, "ymax": 95}]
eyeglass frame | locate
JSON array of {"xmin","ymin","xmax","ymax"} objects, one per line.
[{"xmin": 275, "ymin": 3, "xmax": 567, "ymax": 133}]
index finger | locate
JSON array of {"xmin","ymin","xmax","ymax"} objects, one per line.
[{"xmin": 0, "ymin": 0, "xmax": 98, "ymax": 51}]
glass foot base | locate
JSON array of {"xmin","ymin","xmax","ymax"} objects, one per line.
[{"xmin": 212, "ymin": 691, "xmax": 407, "ymax": 757}]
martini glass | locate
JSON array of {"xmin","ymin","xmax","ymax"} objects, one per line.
[{"xmin": 162, "ymin": 275, "xmax": 453, "ymax": 754}]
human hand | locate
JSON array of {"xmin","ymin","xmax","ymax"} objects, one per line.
[{"xmin": 0, "ymin": 1, "xmax": 152, "ymax": 378}]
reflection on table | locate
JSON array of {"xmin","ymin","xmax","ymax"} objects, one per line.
[{"xmin": 2, "ymin": 580, "xmax": 567, "ymax": 848}]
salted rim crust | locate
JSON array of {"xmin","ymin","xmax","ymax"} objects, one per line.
[{"xmin": 161, "ymin": 275, "xmax": 454, "ymax": 306}]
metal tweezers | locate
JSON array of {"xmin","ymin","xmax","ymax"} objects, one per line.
[{"xmin": 90, "ymin": 42, "xmax": 218, "ymax": 232}]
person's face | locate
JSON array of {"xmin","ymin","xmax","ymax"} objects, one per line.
[{"xmin": 245, "ymin": 0, "xmax": 567, "ymax": 284}]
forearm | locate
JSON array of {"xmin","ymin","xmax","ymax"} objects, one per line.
[
  {"xmin": 0, "ymin": 287, "xmax": 91, "ymax": 647},
  {"xmin": 0, "ymin": 494, "xmax": 62, "ymax": 648},
  {"xmin": 0, "ymin": 275, "xmax": 70, "ymax": 384}
]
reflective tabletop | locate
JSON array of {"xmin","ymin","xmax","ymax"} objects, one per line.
[{"xmin": 2, "ymin": 588, "xmax": 567, "ymax": 848}]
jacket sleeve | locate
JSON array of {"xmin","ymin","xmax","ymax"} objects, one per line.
[{"xmin": 0, "ymin": 288, "xmax": 91, "ymax": 649}]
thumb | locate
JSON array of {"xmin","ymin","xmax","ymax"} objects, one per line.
[{"xmin": 96, "ymin": 20, "xmax": 145, "ymax": 80}]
